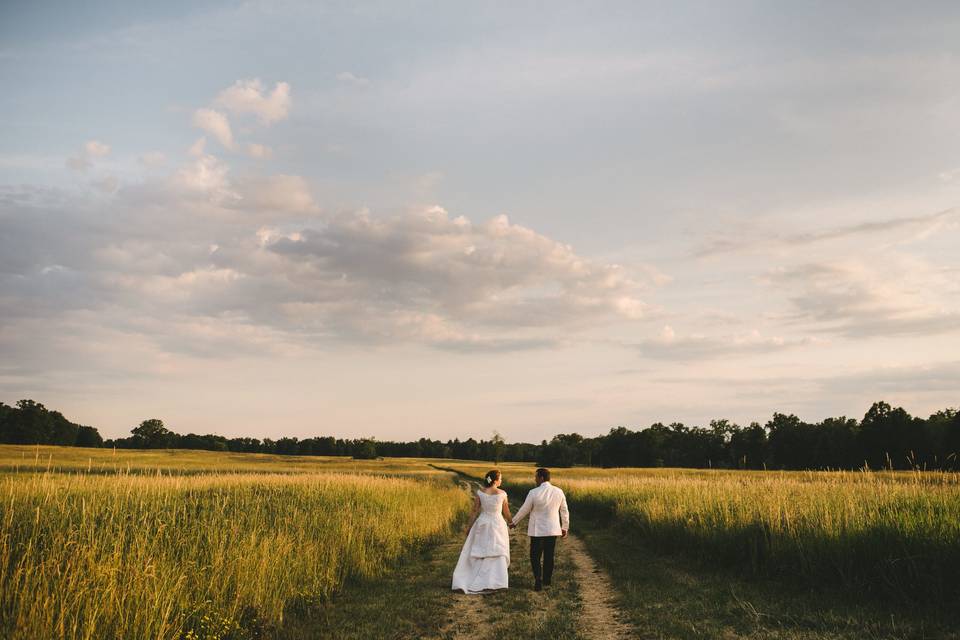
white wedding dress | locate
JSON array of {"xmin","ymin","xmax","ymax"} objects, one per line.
[{"xmin": 451, "ymin": 489, "xmax": 510, "ymax": 594}]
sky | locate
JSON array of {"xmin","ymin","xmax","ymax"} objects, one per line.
[{"xmin": 1, "ymin": 1, "xmax": 959, "ymax": 442}]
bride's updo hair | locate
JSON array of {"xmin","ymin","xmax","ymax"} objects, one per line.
[{"xmin": 482, "ymin": 469, "xmax": 501, "ymax": 488}]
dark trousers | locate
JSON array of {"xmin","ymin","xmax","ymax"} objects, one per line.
[{"xmin": 529, "ymin": 536, "xmax": 558, "ymax": 583}]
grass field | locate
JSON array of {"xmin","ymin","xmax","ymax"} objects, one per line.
[
  {"xmin": 446, "ymin": 462, "xmax": 960, "ymax": 638},
  {"xmin": 0, "ymin": 446, "xmax": 468, "ymax": 640},
  {"xmin": 4, "ymin": 448, "xmax": 959, "ymax": 639},
  {"xmin": 445, "ymin": 462, "xmax": 960, "ymax": 606}
]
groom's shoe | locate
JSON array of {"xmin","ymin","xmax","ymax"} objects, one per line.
[
  {"xmin": 543, "ymin": 579, "xmax": 552, "ymax": 587},
  {"xmin": 533, "ymin": 580, "xmax": 543, "ymax": 592}
]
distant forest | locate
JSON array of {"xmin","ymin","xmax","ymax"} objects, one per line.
[{"xmin": 1, "ymin": 398, "xmax": 958, "ymax": 471}]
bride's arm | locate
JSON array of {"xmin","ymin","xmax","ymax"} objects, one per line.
[
  {"xmin": 501, "ymin": 495, "xmax": 512, "ymax": 522},
  {"xmin": 464, "ymin": 494, "xmax": 481, "ymax": 534}
]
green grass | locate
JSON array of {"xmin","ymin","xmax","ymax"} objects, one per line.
[{"xmin": 578, "ymin": 517, "xmax": 960, "ymax": 639}]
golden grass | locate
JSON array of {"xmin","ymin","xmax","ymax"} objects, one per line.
[
  {"xmin": 0, "ymin": 444, "xmax": 455, "ymax": 477},
  {"xmin": 0, "ymin": 447, "xmax": 469, "ymax": 640},
  {"xmin": 446, "ymin": 462, "xmax": 960, "ymax": 602}
]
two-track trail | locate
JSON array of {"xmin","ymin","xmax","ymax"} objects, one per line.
[
  {"xmin": 431, "ymin": 473, "xmax": 635, "ymax": 640},
  {"xmin": 563, "ymin": 533, "xmax": 635, "ymax": 640}
]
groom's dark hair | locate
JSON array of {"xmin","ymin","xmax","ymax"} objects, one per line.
[{"xmin": 536, "ymin": 468, "xmax": 550, "ymax": 482}]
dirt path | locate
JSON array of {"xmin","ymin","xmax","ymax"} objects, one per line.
[
  {"xmin": 564, "ymin": 532, "xmax": 636, "ymax": 640},
  {"xmin": 433, "ymin": 473, "xmax": 636, "ymax": 640}
]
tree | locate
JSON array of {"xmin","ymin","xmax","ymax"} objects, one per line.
[
  {"xmin": 767, "ymin": 413, "xmax": 816, "ymax": 469},
  {"xmin": 859, "ymin": 401, "xmax": 918, "ymax": 469},
  {"xmin": 131, "ymin": 418, "xmax": 172, "ymax": 449},
  {"xmin": 730, "ymin": 422, "xmax": 768, "ymax": 469},
  {"xmin": 75, "ymin": 425, "xmax": 104, "ymax": 448},
  {"xmin": 352, "ymin": 438, "xmax": 378, "ymax": 459},
  {"xmin": 491, "ymin": 431, "xmax": 506, "ymax": 464},
  {"xmin": 538, "ymin": 435, "xmax": 580, "ymax": 467}
]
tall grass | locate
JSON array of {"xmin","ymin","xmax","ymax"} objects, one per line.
[
  {"xmin": 0, "ymin": 455, "xmax": 467, "ymax": 640},
  {"xmin": 0, "ymin": 444, "xmax": 456, "ymax": 477},
  {"xmin": 448, "ymin": 463, "xmax": 960, "ymax": 604}
]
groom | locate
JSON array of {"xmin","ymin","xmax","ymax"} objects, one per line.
[{"xmin": 509, "ymin": 467, "xmax": 570, "ymax": 591}]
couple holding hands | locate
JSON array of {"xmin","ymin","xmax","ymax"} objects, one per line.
[{"xmin": 452, "ymin": 467, "xmax": 570, "ymax": 594}]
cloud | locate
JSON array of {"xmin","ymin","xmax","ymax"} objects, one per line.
[
  {"xmin": 0, "ymin": 181, "xmax": 652, "ymax": 356},
  {"xmin": 630, "ymin": 325, "xmax": 814, "ymax": 361},
  {"xmin": 92, "ymin": 175, "xmax": 119, "ymax": 193},
  {"xmin": 85, "ymin": 140, "xmax": 110, "ymax": 158},
  {"xmin": 139, "ymin": 151, "xmax": 166, "ymax": 168},
  {"xmin": 696, "ymin": 208, "xmax": 958, "ymax": 257},
  {"xmin": 188, "ymin": 137, "xmax": 207, "ymax": 157},
  {"xmin": 821, "ymin": 361, "xmax": 960, "ymax": 395},
  {"xmin": 65, "ymin": 140, "xmax": 111, "ymax": 171},
  {"xmin": 764, "ymin": 258, "xmax": 960, "ymax": 338},
  {"xmin": 246, "ymin": 143, "xmax": 272, "ymax": 159},
  {"xmin": 171, "ymin": 153, "xmax": 237, "ymax": 202},
  {"xmin": 192, "ymin": 109, "xmax": 234, "ymax": 150},
  {"xmin": 264, "ymin": 207, "xmax": 649, "ymax": 334},
  {"xmin": 335, "ymin": 71, "xmax": 371, "ymax": 88},
  {"xmin": 236, "ymin": 175, "xmax": 318, "ymax": 213},
  {"xmin": 214, "ymin": 79, "xmax": 291, "ymax": 124}
]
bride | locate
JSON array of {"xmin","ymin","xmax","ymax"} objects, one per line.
[{"xmin": 451, "ymin": 469, "xmax": 512, "ymax": 594}]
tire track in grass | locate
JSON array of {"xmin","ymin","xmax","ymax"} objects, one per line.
[
  {"xmin": 563, "ymin": 532, "xmax": 636, "ymax": 640},
  {"xmin": 432, "ymin": 466, "xmax": 635, "ymax": 639}
]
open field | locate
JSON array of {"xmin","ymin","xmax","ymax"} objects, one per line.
[
  {"xmin": 4, "ymin": 447, "xmax": 960, "ymax": 640},
  {"xmin": 0, "ymin": 446, "xmax": 468, "ymax": 640},
  {"xmin": 446, "ymin": 462, "xmax": 960, "ymax": 602},
  {"xmin": 444, "ymin": 462, "xmax": 960, "ymax": 636},
  {"xmin": 0, "ymin": 444, "xmax": 455, "ymax": 477}
]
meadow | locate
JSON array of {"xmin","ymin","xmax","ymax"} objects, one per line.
[
  {"xmin": 4, "ymin": 447, "xmax": 959, "ymax": 640},
  {"xmin": 445, "ymin": 462, "xmax": 960, "ymax": 606},
  {"xmin": 0, "ymin": 446, "xmax": 468, "ymax": 640}
]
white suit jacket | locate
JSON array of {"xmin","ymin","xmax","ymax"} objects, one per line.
[{"xmin": 511, "ymin": 481, "xmax": 570, "ymax": 537}]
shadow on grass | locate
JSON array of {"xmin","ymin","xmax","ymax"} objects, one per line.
[{"xmin": 575, "ymin": 519, "xmax": 960, "ymax": 640}]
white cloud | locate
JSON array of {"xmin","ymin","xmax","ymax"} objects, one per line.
[
  {"xmin": 335, "ymin": 71, "xmax": 371, "ymax": 88},
  {"xmin": 66, "ymin": 139, "xmax": 111, "ymax": 171},
  {"xmin": 246, "ymin": 143, "xmax": 272, "ymax": 159},
  {"xmin": 236, "ymin": 175, "xmax": 318, "ymax": 213},
  {"xmin": 0, "ymin": 186, "xmax": 652, "ymax": 355},
  {"xmin": 631, "ymin": 327, "xmax": 814, "ymax": 361},
  {"xmin": 696, "ymin": 208, "xmax": 958, "ymax": 257},
  {"xmin": 938, "ymin": 168, "xmax": 960, "ymax": 182},
  {"xmin": 260, "ymin": 206, "xmax": 651, "ymax": 343},
  {"xmin": 172, "ymin": 153, "xmax": 237, "ymax": 202},
  {"xmin": 85, "ymin": 140, "xmax": 110, "ymax": 158},
  {"xmin": 764, "ymin": 257, "xmax": 960, "ymax": 338},
  {"xmin": 192, "ymin": 109, "xmax": 234, "ymax": 150},
  {"xmin": 188, "ymin": 137, "xmax": 207, "ymax": 157},
  {"xmin": 214, "ymin": 79, "xmax": 291, "ymax": 124},
  {"xmin": 139, "ymin": 151, "xmax": 166, "ymax": 168},
  {"xmin": 92, "ymin": 175, "xmax": 119, "ymax": 193}
]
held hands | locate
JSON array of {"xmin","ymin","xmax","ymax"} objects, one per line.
[{"xmin": 508, "ymin": 522, "xmax": 517, "ymax": 529}]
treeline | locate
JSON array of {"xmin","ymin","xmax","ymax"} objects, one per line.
[
  {"xmin": 0, "ymin": 400, "xmax": 104, "ymax": 448},
  {"xmin": 2, "ymin": 398, "xmax": 958, "ymax": 470},
  {"xmin": 539, "ymin": 402, "xmax": 960, "ymax": 471}
]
